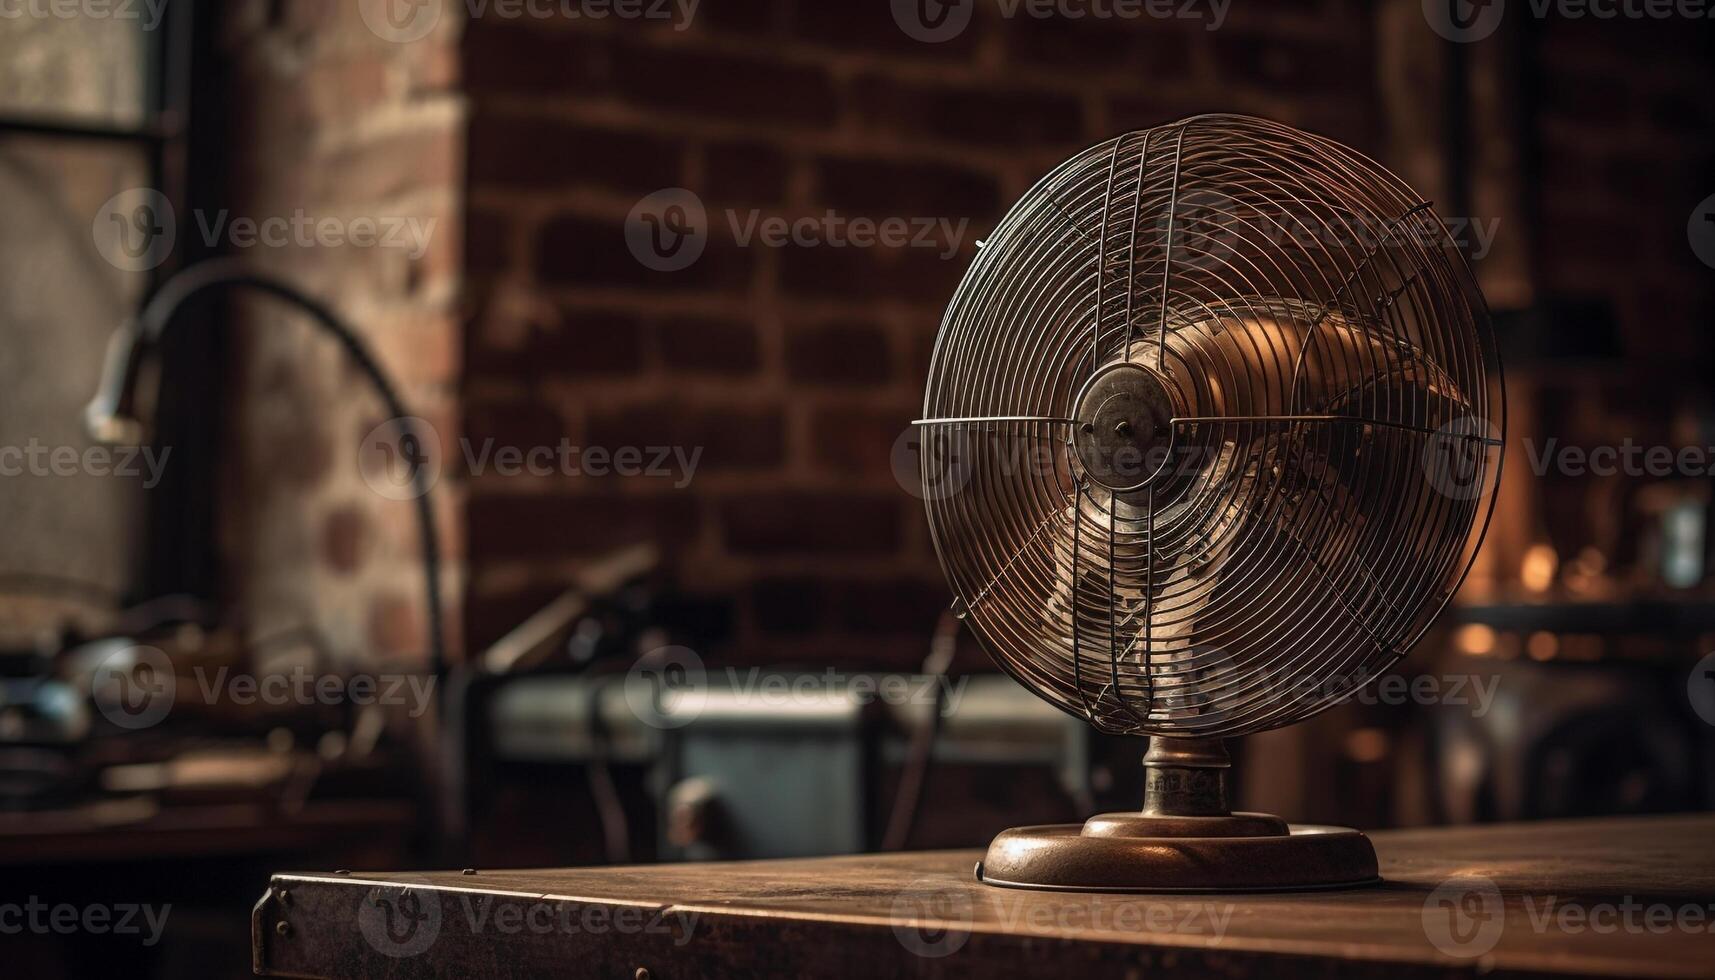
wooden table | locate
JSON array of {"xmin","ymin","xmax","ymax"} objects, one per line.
[{"xmin": 253, "ymin": 814, "xmax": 1715, "ymax": 978}]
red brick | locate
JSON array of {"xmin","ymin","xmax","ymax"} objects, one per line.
[
  {"xmin": 657, "ymin": 315, "xmax": 761, "ymax": 376},
  {"xmin": 468, "ymin": 493, "xmax": 701, "ymax": 558},
  {"xmin": 468, "ymin": 114, "xmax": 682, "ymax": 192},
  {"xmin": 462, "ymin": 398, "xmax": 571, "ymax": 471},
  {"xmin": 1211, "ymin": 32, "xmax": 1367, "ymax": 95},
  {"xmin": 611, "ymin": 44, "xmax": 837, "ymax": 129},
  {"xmin": 808, "ymin": 406, "xmax": 912, "ymax": 477},
  {"xmin": 463, "ymin": 20, "xmax": 611, "ymax": 95},
  {"xmin": 785, "ymin": 321, "xmax": 892, "ymax": 385},
  {"xmin": 535, "ymin": 212, "xmax": 754, "ymax": 293},
  {"xmin": 1000, "ymin": 14, "xmax": 1197, "ymax": 76},
  {"xmin": 321, "ymin": 503, "xmax": 373, "ymax": 575},
  {"xmin": 814, "ymin": 156, "xmax": 1001, "ymax": 220},
  {"xmin": 851, "ymin": 75, "xmax": 1085, "ymax": 148},
  {"xmin": 777, "ymin": 243, "xmax": 965, "ymax": 304},
  {"xmin": 468, "ymin": 303, "xmax": 647, "ymax": 377},
  {"xmin": 705, "ymin": 140, "xmax": 792, "ymax": 208},
  {"xmin": 722, "ymin": 493, "xmax": 901, "ymax": 555},
  {"xmin": 368, "ymin": 592, "xmax": 427, "ymax": 659},
  {"xmin": 465, "ymin": 207, "xmax": 514, "ymax": 276},
  {"xmin": 586, "ymin": 403, "xmax": 785, "ymax": 472},
  {"xmin": 789, "ymin": 0, "xmax": 980, "ymax": 59}
]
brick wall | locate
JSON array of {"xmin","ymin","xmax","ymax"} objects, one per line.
[
  {"xmin": 1533, "ymin": 16, "xmax": 1715, "ymax": 370},
  {"xmin": 222, "ymin": 0, "xmax": 466, "ymax": 665},
  {"xmin": 457, "ymin": 0, "xmax": 1382, "ymax": 667}
]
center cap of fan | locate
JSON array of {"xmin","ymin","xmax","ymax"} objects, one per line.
[{"xmin": 1071, "ymin": 363, "xmax": 1176, "ymax": 492}]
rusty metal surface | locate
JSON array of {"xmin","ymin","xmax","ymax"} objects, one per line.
[{"xmin": 255, "ymin": 814, "xmax": 1715, "ymax": 979}]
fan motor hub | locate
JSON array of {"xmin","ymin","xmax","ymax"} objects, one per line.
[{"xmin": 1070, "ymin": 363, "xmax": 1177, "ymax": 492}]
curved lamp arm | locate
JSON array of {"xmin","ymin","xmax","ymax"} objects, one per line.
[{"xmin": 85, "ymin": 258, "xmax": 446, "ymax": 683}]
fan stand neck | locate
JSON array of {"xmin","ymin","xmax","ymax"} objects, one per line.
[{"xmin": 1141, "ymin": 736, "xmax": 1231, "ymax": 817}]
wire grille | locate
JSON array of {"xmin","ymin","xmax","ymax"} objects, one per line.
[{"xmin": 918, "ymin": 115, "xmax": 1505, "ymax": 739}]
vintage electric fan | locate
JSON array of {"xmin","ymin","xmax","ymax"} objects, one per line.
[{"xmin": 916, "ymin": 114, "xmax": 1504, "ymax": 891}]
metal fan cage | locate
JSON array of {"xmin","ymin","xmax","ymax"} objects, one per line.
[{"xmin": 919, "ymin": 114, "xmax": 1505, "ymax": 740}]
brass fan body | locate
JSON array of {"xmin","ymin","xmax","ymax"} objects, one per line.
[{"xmin": 918, "ymin": 115, "xmax": 1504, "ymax": 892}]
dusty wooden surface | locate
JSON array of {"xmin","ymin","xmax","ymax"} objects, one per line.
[{"xmin": 255, "ymin": 814, "xmax": 1715, "ymax": 978}]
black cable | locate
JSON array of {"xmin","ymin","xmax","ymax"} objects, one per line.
[
  {"xmin": 882, "ymin": 609, "xmax": 960, "ymax": 851},
  {"xmin": 86, "ymin": 258, "xmax": 445, "ymax": 684}
]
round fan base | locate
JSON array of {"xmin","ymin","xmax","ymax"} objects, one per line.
[{"xmin": 977, "ymin": 817, "xmax": 1379, "ymax": 893}]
